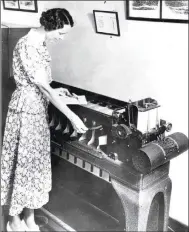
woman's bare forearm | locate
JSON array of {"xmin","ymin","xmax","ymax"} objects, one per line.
[{"xmin": 37, "ymin": 83, "xmax": 76, "ymax": 121}]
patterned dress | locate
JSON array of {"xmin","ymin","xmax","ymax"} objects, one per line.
[{"xmin": 1, "ymin": 29, "xmax": 53, "ymax": 216}]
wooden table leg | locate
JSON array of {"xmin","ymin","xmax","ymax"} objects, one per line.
[{"xmin": 112, "ymin": 177, "xmax": 172, "ymax": 232}]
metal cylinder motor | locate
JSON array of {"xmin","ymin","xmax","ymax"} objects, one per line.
[{"xmin": 132, "ymin": 132, "xmax": 189, "ymax": 174}]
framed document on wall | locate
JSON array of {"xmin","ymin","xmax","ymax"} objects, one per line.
[{"xmin": 93, "ymin": 10, "xmax": 120, "ymax": 36}]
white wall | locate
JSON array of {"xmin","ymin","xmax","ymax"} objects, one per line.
[{"xmin": 1, "ymin": 1, "xmax": 188, "ymax": 225}]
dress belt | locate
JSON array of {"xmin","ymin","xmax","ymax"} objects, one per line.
[{"xmin": 13, "ymin": 85, "xmax": 40, "ymax": 112}]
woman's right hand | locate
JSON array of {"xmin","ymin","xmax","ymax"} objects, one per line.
[{"xmin": 70, "ymin": 115, "xmax": 88, "ymax": 134}]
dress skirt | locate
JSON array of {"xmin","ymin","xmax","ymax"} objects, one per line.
[{"xmin": 1, "ymin": 108, "xmax": 52, "ymax": 216}]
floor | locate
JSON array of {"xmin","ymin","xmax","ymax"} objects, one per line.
[
  {"xmin": 1, "ymin": 161, "xmax": 188, "ymax": 232},
  {"xmin": 1, "ymin": 214, "xmax": 65, "ymax": 232},
  {"xmin": 1, "ymin": 211, "xmax": 188, "ymax": 232}
]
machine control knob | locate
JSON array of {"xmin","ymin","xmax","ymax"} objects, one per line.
[
  {"xmin": 166, "ymin": 123, "xmax": 172, "ymax": 132},
  {"xmin": 112, "ymin": 124, "xmax": 132, "ymax": 139},
  {"xmin": 160, "ymin": 119, "xmax": 172, "ymax": 132}
]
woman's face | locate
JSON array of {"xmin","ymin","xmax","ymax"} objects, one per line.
[{"xmin": 46, "ymin": 25, "xmax": 71, "ymax": 43}]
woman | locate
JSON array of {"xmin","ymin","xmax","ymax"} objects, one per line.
[{"xmin": 1, "ymin": 8, "xmax": 88, "ymax": 232}]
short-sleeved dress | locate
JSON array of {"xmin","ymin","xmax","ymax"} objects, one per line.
[{"xmin": 1, "ymin": 29, "xmax": 53, "ymax": 216}]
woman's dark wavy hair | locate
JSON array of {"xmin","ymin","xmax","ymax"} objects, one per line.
[{"xmin": 40, "ymin": 8, "xmax": 74, "ymax": 31}]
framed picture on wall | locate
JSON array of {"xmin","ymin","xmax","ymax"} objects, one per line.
[
  {"xmin": 161, "ymin": 1, "xmax": 188, "ymax": 21},
  {"xmin": 93, "ymin": 10, "xmax": 121, "ymax": 36},
  {"xmin": 126, "ymin": 0, "xmax": 188, "ymax": 23},
  {"xmin": 3, "ymin": 0, "xmax": 38, "ymax": 13}
]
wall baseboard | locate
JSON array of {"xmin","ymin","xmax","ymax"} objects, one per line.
[{"xmin": 168, "ymin": 217, "xmax": 188, "ymax": 232}]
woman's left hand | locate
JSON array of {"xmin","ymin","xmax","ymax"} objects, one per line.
[{"xmin": 55, "ymin": 88, "xmax": 72, "ymax": 97}]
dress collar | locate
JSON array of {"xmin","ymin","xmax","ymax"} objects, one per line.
[{"xmin": 27, "ymin": 28, "xmax": 46, "ymax": 46}]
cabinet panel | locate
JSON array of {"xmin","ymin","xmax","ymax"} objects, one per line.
[
  {"xmin": 2, "ymin": 29, "xmax": 10, "ymax": 139},
  {"xmin": 9, "ymin": 28, "xmax": 30, "ymax": 76},
  {"xmin": 2, "ymin": 29, "xmax": 9, "ymax": 86},
  {"xmin": 1, "ymin": 28, "xmax": 30, "ymax": 137},
  {"xmin": 2, "ymin": 28, "xmax": 9, "ymax": 43}
]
